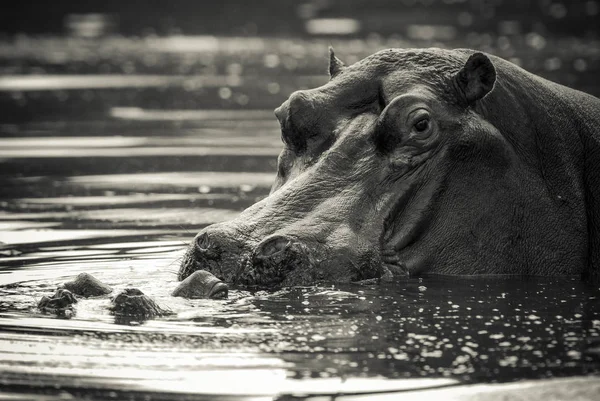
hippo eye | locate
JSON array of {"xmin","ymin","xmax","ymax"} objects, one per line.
[{"xmin": 414, "ymin": 118, "xmax": 430, "ymax": 133}]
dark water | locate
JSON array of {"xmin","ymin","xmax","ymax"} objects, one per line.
[{"xmin": 1, "ymin": 35, "xmax": 600, "ymax": 399}]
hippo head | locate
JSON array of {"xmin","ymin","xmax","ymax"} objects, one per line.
[{"xmin": 179, "ymin": 47, "xmax": 588, "ymax": 287}]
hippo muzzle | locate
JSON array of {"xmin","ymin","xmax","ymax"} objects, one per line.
[{"xmin": 179, "ymin": 221, "xmax": 384, "ymax": 287}]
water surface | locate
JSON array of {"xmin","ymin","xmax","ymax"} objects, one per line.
[{"xmin": 1, "ymin": 35, "xmax": 599, "ymax": 399}]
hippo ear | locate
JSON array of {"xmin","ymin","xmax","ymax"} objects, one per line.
[
  {"xmin": 453, "ymin": 52, "xmax": 496, "ymax": 105},
  {"xmin": 328, "ymin": 46, "xmax": 345, "ymax": 78}
]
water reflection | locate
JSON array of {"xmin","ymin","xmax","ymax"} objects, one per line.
[
  {"xmin": 1, "ymin": 14, "xmax": 599, "ymax": 397},
  {"xmin": 2, "ymin": 253, "xmax": 599, "ymax": 384}
]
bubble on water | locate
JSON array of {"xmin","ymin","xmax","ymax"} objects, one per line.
[
  {"xmin": 198, "ymin": 185, "xmax": 211, "ymax": 194},
  {"xmin": 282, "ymin": 57, "xmax": 298, "ymax": 71},
  {"xmin": 586, "ymin": 0, "xmax": 599, "ymax": 15},
  {"xmin": 122, "ymin": 61, "xmax": 135, "ymax": 74},
  {"xmin": 499, "ymin": 355, "xmax": 519, "ymax": 367},
  {"xmin": 267, "ymin": 82, "xmax": 280, "ymax": 94},
  {"xmin": 544, "ymin": 57, "xmax": 562, "ymax": 71},
  {"xmin": 218, "ymin": 87, "xmax": 232, "ymax": 100},
  {"xmin": 497, "ymin": 36, "xmax": 511, "ymax": 52},
  {"xmin": 461, "ymin": 346, "xmax": 478, "ymax": 357},
  {"xmin": 549, "ymin": 3, "xmax": 567, "ymax": 19},
  {"xmin": 526, "ymin": 32, "xmax": 546, "ymax": 50},
  {"xmin": 457, "ymin": 12, "xmax": 473, "ymax": 27},
  {"xmin": 264, "ymin": 54, "xmax": 280, "ymax": 68},
  {"xmin": 528, "ymin": 314, "xmax": 540, "ymax": 320},
  {"xmin": 422, "ymin": 350, "xmax": 443, "ymax": 358},
  {"xmin": 235, "ymin": 93, "xmax": 249, "ymax": 106},
  {"xmin": 573, "ymin": 59, "xmax": 588, "ymax": 72},
  {"xmin": 239, "ymin": 184, "xmax": 255, "ymax": 192},
  {"xmin": 490, "ymin": 333, "xmax": 504, "ymax": 339}
]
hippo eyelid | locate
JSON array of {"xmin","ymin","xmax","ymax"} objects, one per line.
[{"xmin": 406, "ymin": 108, "xmax": 431, "ymax": 126}]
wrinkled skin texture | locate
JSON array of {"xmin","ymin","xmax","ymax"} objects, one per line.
[
  {"xmin": 38, "ymin": 289, "xmax": 77, "ymax": 311},
  {"xmin": 179, "ymin": 48, "xmax": 600, "ymax": 287},
  {"xmin": 109, "ymin": 288, "xmax": 172, "ymax": 324}
]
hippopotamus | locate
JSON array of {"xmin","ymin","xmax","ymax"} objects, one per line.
[{"xmin": 179, "ymin": 47, "xmax": 600, "ymax": 287}]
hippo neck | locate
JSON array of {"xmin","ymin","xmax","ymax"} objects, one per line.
[{"xmin": 479, "ymin": 57, "xmax": 600, "ymax": 278}]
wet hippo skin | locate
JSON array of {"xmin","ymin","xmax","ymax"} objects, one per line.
[
  {"xmin": 38, "ymin": 288, "xmax": 78, "ymax": 317},
  {"xmin": 172, "ymin": 270, "xmax": 228, "ymax": 299},
  {"xmin": 179, "ymin": 47, "xmax": 600, "ymax": 287},
  {"xmin": 109, "ymin": 288, "xmax": 172, "ymax": 321},
  {"xmin": 61, "ymin": 272, "xmax": 113, "ymax": 297},
  {"xmin": 37, "ymin": 272, "xmax": 226, "ymax": 323}
]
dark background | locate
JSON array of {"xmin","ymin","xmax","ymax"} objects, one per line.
[
  {"xmin": 0, "ymin": 1, "xmax": 598, "ymax": 123},
  {"xmin": 1, "ymin": 0, "xmax": 598, "ymax": 38}
]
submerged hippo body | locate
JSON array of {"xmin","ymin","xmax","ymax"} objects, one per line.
[{"xmin": 180, "ymin": 48, "xmax": 600, "ymax": 286}]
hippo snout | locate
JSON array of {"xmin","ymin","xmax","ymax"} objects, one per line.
[
  {"xmin": 178, "ymin": 227, "xmax": 248, "ymax": 282},
  {"xmin": 241, "ymin": 235, "xmax": 313, "ymax": 286},
  {"xmin": 179, "ymin": 227, "xmax": 322, "ymax": 287},
  {"xmin": 178, "ymin": 220, "xmax": 387, "ymax": 286}
]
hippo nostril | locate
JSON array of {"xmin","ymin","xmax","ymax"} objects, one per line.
[
  {"xmin": 195, "ymin": 232, "xmax": 221, "ymax": 260},
  {"xmin": 196, "ymin": 232, "xmax": 212, "ymax": 251},
  {"xmin": 256, "ymin": 236, "xmax": 292, "ymax": 260}
]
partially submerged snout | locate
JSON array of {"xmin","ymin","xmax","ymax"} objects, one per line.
[
  {"xmin": 179, "ymin": 231, "xmax": 317, "ymax": 287},
  {"xmin": 179, "ymin": 219, "xmax": 384, "ymax": 287}
]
